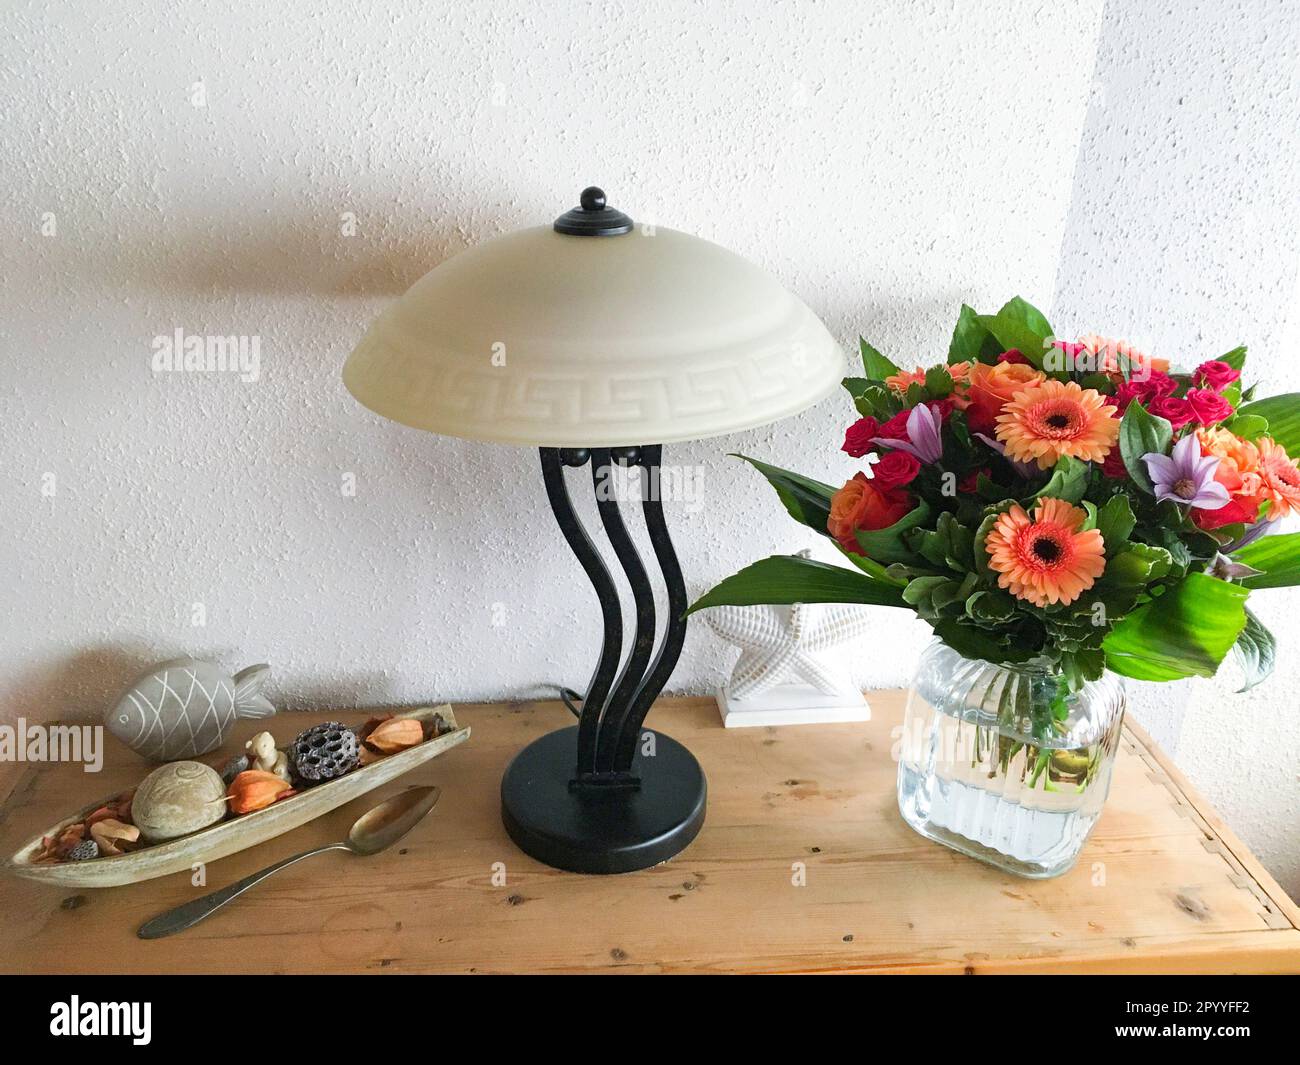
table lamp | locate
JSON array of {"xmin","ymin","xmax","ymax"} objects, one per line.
[{"xmin": 343, "ymin": 187, "xmax": 842, "ymax": 873}]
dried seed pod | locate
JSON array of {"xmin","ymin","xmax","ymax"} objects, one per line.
[
  {"xmin": 67, "ymin": 839, "xmax": 100, "ymax": 861},
  {"xmin": 89, "ymin": 818, "xmax": 141, "ymax": 856},
  {"xmin": 289, "ymin": 722, "xmax": 359, "ymax": 783},
  {"xmin": 227, "ymin": 770, "xmax": 294, "ymax": 814},
  {"xmin": 363, "ymin": 718, "xmax": 424, "ymax": 755}
]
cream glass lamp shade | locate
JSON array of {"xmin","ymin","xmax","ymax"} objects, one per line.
[{"xmin": 343, "ymin": 210, "xmax": 843, "ymax": 446}]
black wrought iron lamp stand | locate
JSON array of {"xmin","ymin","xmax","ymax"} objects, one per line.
[{"xmin": 499, "ymin": 443, "xmax": 707, "ymax": 873}]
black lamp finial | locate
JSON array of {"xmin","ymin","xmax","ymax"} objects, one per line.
[{"xmin": 554, "ymin": 186, "xmax": 633, "ymax": 236}]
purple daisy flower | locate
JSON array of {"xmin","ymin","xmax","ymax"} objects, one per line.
[{"xmin": 1142, "ymin": 434, "xmax": 1230, "ymax": 509}]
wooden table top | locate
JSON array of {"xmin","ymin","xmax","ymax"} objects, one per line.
[{"xmin": 1, "ymin": 694, "xmax": 1297, "ymax": 974}]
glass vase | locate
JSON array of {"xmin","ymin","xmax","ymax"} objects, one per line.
[{"xmin": 896, "ymin": 639, "xmax": 1126, "ymax": 878}]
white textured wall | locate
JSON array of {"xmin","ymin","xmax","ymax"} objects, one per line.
[
  {"xmin": 1053, "ymin": 0, "xmax": 1300, "ymax": 896},
  {"xmin": 7, "ymin": 2, "xmax": 1294, "ymax": 892}
]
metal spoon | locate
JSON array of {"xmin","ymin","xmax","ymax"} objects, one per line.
[{"xmin": 137, "ymin": 785, "xmax": 441, "ymax": 940}]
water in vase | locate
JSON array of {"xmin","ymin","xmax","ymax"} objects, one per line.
[{"xmin": 897, "ymin": 640, "xmax": 1126, "ymax": 878}]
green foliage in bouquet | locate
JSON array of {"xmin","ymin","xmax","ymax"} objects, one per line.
[{"xmin": 692, "ymin": 298, "xmax": 1300, "ymax": 695}]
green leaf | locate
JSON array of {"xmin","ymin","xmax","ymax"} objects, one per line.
[
  {"xmin": 912, "ymin": 511, "xmax": 974, "ymax": 572},
  {"xmin": 1230, "ymin": 607, "xmax": 1276, "ymax": 692},
  {"xmin": 996, "ymin": 296, "xmax": 1053, "ymax": 338},
  {"xmin": 1234, "ymin": 531, "xmax": 1300, "ymax": 589},
  {"xmin": 924, "ymin": 365, "xmax": 954, "ymax": 398},
  {"xmin": 1094, "ymin": 494, "xmax": 1136, "ymax": 554},
  {"xmin": 842, "ymin": 376, "xmax": 871, "ymax": 398},
  {"xmin": 735, "ymin": 454, "xmax": 835, "ymax": 534},
  {"xmin": 1118, "ymin": 401, "xmax": 1173, "ymax": 493},
  {"xmin": 976, "ymin": 311, "xmax": 1050, "ymax": 371},
  {"xmin": 853, "ymin": 500, "xmax": 933, "ymax": 565},
  {"xmin": 1219, "ymin": 345, "xmax": 1248, "ymax": 372},
  {"xmin": 965, "ymin": 589, "xmax": 1016, "ymax": 624},
  {"xmin": 687, "ymin": 555, "xmax": 907, "ymax": 614},
  {"xmin": 973, "ymin": 501, "xmax": 1018, "ymax": 577},
  {"xmin": 853, "ymin": 384, "xmax": 897, "ymax": 419},
  {"xmin": 1224, "ymin": 413, "xmax": 1268, "ymax": 440},
  {"xmin": 860, "ymin": 338, "xmax": 900, "ymax": 381},
  {"xmin": 837, "ymin": 547, "xmax": 901, "ymax": 584},
  {"xmin": 1061, "ymin": 647, "xmax": 1106, "ymax": 687},
  {"xmin": 1235, "ymin": 393, "xmax": 1300, "ymax": 454},
  {"xmin": 1032, "ymin": 454, "xmax": 1088, "ymax": 505},
  {"xmin": 932, "ymin": 619, "xmax": 1035, "ymax": 665},
  {"xmin": 1101, "ymin": 573, "xmax": 1250, "ymax": 681},
  {"xmin": 948, "ymin": 304, "xmax": 989, "ymax": 364},
  {"xmin": 1109, "ymin": 541, "xmax": 1173, "ymax": 583}
]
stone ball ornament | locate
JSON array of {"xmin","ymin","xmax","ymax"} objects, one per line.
[{"xmin": 131, "ymin": 761, "xmax": 229, "ymax": 843}]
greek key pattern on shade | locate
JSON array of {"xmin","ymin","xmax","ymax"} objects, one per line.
[{"xmin": 346, "ymin": 320, "xmax": 841, "ymax": 445}]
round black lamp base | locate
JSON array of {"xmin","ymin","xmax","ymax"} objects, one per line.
[{"xmin": 500, "ymin": 726, "xmax": 706, "ymax": 874}]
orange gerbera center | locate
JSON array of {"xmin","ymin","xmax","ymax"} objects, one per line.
[
  {"xmin": 984, "ymin": 498, "xmax": 1106, "ymax": 608},
  {"xmin": 995, "ymin": 379, "xmax": 1120, "ymax": 469}
]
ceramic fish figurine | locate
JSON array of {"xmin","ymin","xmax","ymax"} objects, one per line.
[{"xmin": 105, "ymin": 659, "xmax": 276, "ymax": 762}]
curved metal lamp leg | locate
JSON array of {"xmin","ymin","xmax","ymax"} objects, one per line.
[
  {"xmin": 538, "ymin": 447, "xmax": 622, "ymax": 774},
  {"xmin": 603, "ymin": 445, "xmax": 690, "ymax": 773},
  {"xmin": 589, "ymin": 449, "xmax": 658, "ymax": 777},
  {"xmin": 499, "ymin": 443, "xmax": 706, "ymax": 873}
]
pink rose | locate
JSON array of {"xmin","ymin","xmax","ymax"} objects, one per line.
[
  {"xmin": 1146, "ymin": 396, "xmax": 1196, "ymax": 430},
  {"xmin": 842, "ymin": 416, "xmax": 879, "ymax": 457},
  {"xmin": 1184, "ymin": 387, "xmax": 1235, "ymax": 426},
  {"xmin": 997, "ymin": 349, "xmax": 1031, "ymax": 366},
  {"xmin": 1193, "ymin": 360, "xmax": 1241, "ymax": 392}
]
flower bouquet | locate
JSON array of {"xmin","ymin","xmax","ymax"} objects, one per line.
[{"xmin": 691, "ymin": 297, "xmax": 1300, "ymax": 876}]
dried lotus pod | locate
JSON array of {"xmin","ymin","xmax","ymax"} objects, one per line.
[{"xmin": 289, "ymin": 722, "xmax": 359, "ymax": 783}]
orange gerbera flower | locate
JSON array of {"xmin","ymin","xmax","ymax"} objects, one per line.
[
  {"xmin": 984, "ymin": 498, "xmax": 1106, "ymax": 608},
  {"xmin": 884, "ymin": 362, "xmax": 970, "ymax": 394},
  {"xmin": 995, "ymin": 379, "xmax": 1120, "ymax": 469},
  {"xmin": 1256, "ymin": 437, "xmax": 1300, "ymax": 521}
]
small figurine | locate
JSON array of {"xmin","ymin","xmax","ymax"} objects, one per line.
[
  {"xmin": 245, "ymin": 731, "xmax": 291, "ymax": 783},
  {"xmin": 105, "ymin": 659, "xmax": 276, "ymax": 762}
]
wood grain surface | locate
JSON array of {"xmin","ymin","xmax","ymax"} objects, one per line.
[{"xmin": 0, "ymin": 694, "xmax": 1296, "ymax": 974}]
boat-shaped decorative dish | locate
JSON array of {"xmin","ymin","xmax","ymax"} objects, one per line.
[{"xmin": 5, "ymin": 705, "xmax": 468, "ymax": 888}]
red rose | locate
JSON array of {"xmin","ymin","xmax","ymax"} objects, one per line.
[
  {"xmin": 1109, "ymin": 371, "xmax": 1178, "ymax": 411},
  {"xmin": 1183, "ymin": 387, "xmax": 1235, "ymax": 426},
  {"xmin": 930, "ymin": 398, "xmax": 957, "ymax": 421},
  {"xmin": 957, "ymin": 467, "xmax": 989, "ymax": 494},
  {"xmin": 841, "ymin": 416, "xmax": 879, "ymax": 457},
  {"xmin": 870, "ymin": 450, "xmax": 920, "ymax": 489},
  {"xmin": 876, "ymin": 410, "xmax": 911, "ymax": 439},
  {"xmin": 1193, "ymin": 360, "xmax": 1241, "ymax": 392},
  {"xmin": 827, "ymin": 473, "xmax": 914, "ymax": 554},
  {"xmin": 1101, "ymin": 448, "xmax": 1128, "ymax": 479},
  {"xmin": 997, "ymin": 348, "xmax": 1031, "ymax": 365},
  {"xmin": 1192, "ymin": 494, "xmax": 1261, "ymax": 531},
  {"xmin": 1146, "ymin": 396, "xmax": 1195, "ymax": 430}
]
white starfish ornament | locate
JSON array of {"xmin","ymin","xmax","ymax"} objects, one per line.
[{"xmin": 701, "ymin": 553, "xmax": 873, "ymax": 727}]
